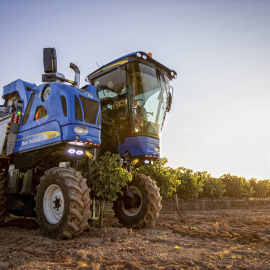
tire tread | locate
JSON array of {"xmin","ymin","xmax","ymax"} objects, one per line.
[
  {"xmin": 113, "ymin": 173, "xmax": 162, "ymax": 228},
  {"xmin": 36, "ymin": 167, "xmax": 91, "ymax": 239}
]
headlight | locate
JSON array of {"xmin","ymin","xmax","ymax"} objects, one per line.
[
  {"xmin": 74, "ymin": 126, "xmax": 88, "ymax": 135},
  {"xmin": 136, "ymin": 53, "xmax": 142, "ymax": 58},
  {"xmin": 142, "ymin": 55, "xmax": 147, "ymax": 60},
  {"xmin": 68, "ymin": 149, "xmax": 76, "ymax": 154}
]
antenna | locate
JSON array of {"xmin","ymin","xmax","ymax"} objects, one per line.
[{"xmin": 96, "ymin": 62, "xmax": 100, "ymax": 68}]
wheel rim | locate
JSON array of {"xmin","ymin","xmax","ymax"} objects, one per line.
[
  {"xmin": 121, "ymin": 186, "xmax": 142, "ymax": 216},
  {"xmin": 43, "ymin": 184, "xmax": 64, "ymax": 224}
]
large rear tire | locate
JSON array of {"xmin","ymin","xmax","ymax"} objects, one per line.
[
  {"xmin": 113, "ymin": 173, "xmax": 162, "ymax": 228},
  {"xmin": 0, "ymin": 171, "xmax": 8, "ymax": 225},
  {"xmin": 35, "ymin": 167, "xmax": 91, "ymax": 239}
]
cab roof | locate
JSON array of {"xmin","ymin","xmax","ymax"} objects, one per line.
[{"xmin": 87, "ymin": 51, "xmax": 177, "ymax": 80}]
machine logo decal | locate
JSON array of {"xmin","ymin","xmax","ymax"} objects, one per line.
[{"xmin": 17, "ymin": 131, "xmax": 60, "ymax": 146}]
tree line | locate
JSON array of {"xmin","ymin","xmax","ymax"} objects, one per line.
[
  {"xmin": 79, "ymin": 153, "xmax": 270, "ymax": 202},
  {"xmin": 137, "ymin": 158, "xmax": 270, "ymax": 200}
]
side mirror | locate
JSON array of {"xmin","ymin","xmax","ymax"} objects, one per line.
[{"xmin": 43, "ymin": 48, "xmax": 57, "ymax": 73}]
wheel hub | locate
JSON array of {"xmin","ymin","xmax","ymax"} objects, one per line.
[
  {"xmin": 122, "ymin": 192, "xmax": 141, "ymax": 209},
  {"xmin": 53, "ymin": 196, "xmax": 62, "ymax": 210},
  {"xmin": 121, "ymin": 186, "xmax": 142, "ymax": 216},
  {"xmin": 43, "ymin": 184, "xmax": 64, "ymax": 224}
]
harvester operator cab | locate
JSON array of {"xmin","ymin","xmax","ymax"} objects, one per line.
[{"xmin": 87, "ymin": 52, "xmax": 176, "ymax": 167}]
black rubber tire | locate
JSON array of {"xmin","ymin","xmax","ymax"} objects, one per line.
[
  {"xmin": 113, "ymin": 173, "xmax": 162, "ymax": 228},
  {"xmin": 35, "ymin": 167, "xmax": 91, "ymax": 239},
  {"xmin": 0, "ymin": 171, "xmax": 8, "ymax": 225}
]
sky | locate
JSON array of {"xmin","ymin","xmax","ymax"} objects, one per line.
[{"xmin": 0, "ymin": 0, "xmax": 269, "ymax": 180}]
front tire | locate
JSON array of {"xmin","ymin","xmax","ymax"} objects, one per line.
[
  {"xmin": 113, "ymin": 173, "xmax": 162, "ymax": 228},
  {"xmin": 35, "ymin": 167, "xmax": 91, "ymax": 239}
]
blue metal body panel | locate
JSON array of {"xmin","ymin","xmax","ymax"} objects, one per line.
[
  {"xmin": 3, "ymin": 79, "xmax": 36, "ymax": 113},
  {"xmin": 18, "ymin": 83, "xmax": 70, "ymax": 133},
  {"xmin": 61, "ymin": 124, "xmax": 100, "ymax": 145},
  {"xmin": 85, "ymin": 84, "xmax": 98, "ymax": 97},
  {"xmin": 2, "ymin": 79, "xmax": 102, "ymax": 154},
  {"xmin": 18, "ymin": 83, "xmax": 101, "ymax": 133},
  {"xmin": 118, "ymin": 136, "xmax": 160, "ymax": 158},
  {"xmin": 14, "ymin": 121, "xmax": 62, "ymax": 153}
]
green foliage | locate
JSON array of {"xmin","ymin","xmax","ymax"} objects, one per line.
[
  {"xmin": 79, "ymin": 152, "xmax": 132, "ymax": 201},
  {"xmin": 221, "ymin": 174, "xmax": 243, "ymax": 198},
  {"xmin": 248, "ymin": 178, "xmax": 270, "ymax": 198},
  {"xmin": 248, "ymin": 178, "xmax": 257, "ymax": 193},
  {"xmin": 242, "ymin": 180, "xmax": 255, "ymax": 199},
  {"xmin": 137, "ymin": 158, "xmax": 180, "ymax": 198},
  {"xmin": 79, "ymin": 153, "xmax": 267, "ymax": 201},
  {"xmin": 200, "ymin": 177, "xmax": 226, "ymax": 199},
  {"xmin": 220, "ymin": 174, "xmax": 254, "ymax": 198},
  {"xmin": 176, "ymin": 168, "xmax": 204, "ymax": 199}
]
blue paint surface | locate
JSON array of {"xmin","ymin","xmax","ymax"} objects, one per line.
[
  {"xmin": 14, "ymin": 121, "xmax": 62, "ymax": 153},
  {"xmin": 118, "ymin": 136, "xmax": 160, "ymax": 158},
  {"xmin": 61, "ymin": 124, "xmax": 100, "ymax": 145},
  {"xmin": 4, "ymin": 80, "xmax": 101, "ymax": 154}
]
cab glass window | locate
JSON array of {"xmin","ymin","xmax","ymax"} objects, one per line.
[
  {"xmin": 93, "ymin": 68, "xmax": 128, "ymax": 129},
  {"xmin": 93, "ymin": 68, "xmax": 126, "ymax": 101},
  {"xmin": 127, "ymin": 62, "xmax": 170, "ymax": 135}
]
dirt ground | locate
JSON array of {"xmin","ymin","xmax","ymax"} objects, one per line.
[{"xmin": 0, "ymin": 202, "xmax": 269, "ymax": 270}]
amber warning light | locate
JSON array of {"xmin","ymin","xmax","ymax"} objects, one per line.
[{"xmin": 147, "ymin": 52, "xmax": 152, "ymax": 57}]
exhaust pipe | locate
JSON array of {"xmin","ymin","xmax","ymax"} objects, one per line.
[{"xmin": 70, "ymin": 63, "xmax": 80, "ymax": 89}]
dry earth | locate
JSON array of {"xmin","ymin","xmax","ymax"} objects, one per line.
[{"xmin": 0, "ymin": 202, "xmax": 269, "ymax": 270}]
